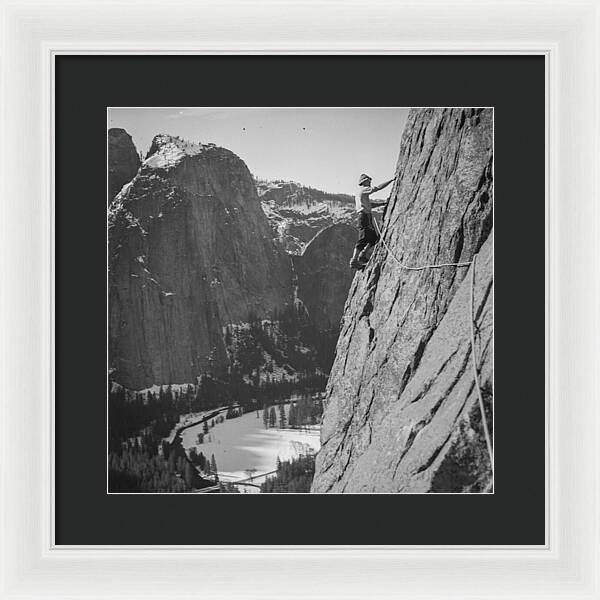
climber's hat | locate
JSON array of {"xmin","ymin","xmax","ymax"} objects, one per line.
[{"xmin": 358, "ymin": 173, "xmax": 372, "ymax": 186}]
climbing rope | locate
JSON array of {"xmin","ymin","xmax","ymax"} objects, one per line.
[
  {"xmin": 371, "ymin": 216, "xmax": 494, "ymax": 477},
  {"xmin": 372, "ymin": 217, "xmax": 472, "ymax": 270},
  {"xmin": 469, "ymin": 253, "xmax": 495, "ymax": 475}
]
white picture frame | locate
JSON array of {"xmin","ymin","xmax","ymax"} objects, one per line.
[{"xmin": 1, "ymin": 0, "xmax": 598, "ymax": 598}]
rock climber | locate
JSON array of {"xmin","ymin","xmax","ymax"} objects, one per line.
[{"xmin": 349, "ymin": 173, "xmax": 396, "ymax": 270}]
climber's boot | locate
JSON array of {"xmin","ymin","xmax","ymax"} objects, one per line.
[
  {"xmin": 357, "ymin": 246, "xmax": 372, "ymax": 265},
  {"xmin": 349, "ymin": 248, "xmax": 366, "ymax": 270}
]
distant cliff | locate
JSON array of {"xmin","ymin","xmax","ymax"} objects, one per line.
[
  {"xmin": 312, "ymin": 108, "xmax": 494, "ymax": 493},
  {"xmin": 293, "ymin": 223, "xmax": 356, "ymax": 371},
  {"xmin": 294, "ymin": 223, "xmax": 356, "ymax": 331},
  {"xmin": 108, "ymin": 134, "xmax": 293, "ymax": 389},
  {"xmin": 108, "ymin": 134, "xmax": 359, "ymax": 391},
  {"xmin": 108, "ymin": 128, "xmax": 140, "ymax": 203},
  {"xmin": 258, "ymin": 180, "xmax": 354, "ymax": 254}
]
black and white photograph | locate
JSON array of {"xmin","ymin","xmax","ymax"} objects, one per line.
[
  {"xmin": 7, "ymin": 0, "xmax": 600, "ymax": 590},
  {"xmin": 107, "ymin": 106, "xmax": 494, "ymax": 494}
]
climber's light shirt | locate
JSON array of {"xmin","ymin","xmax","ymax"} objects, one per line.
[{"xmin": 355, "ymin": 183, "xmax": 386, "ymax": 213}]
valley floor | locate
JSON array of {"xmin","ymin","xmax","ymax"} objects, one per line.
[{"xmin": 179, "ymin": 402, "xmax": 320, "ymax": 493}]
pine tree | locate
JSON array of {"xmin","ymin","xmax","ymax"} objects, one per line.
[
  {"xmin": 167, "ymin": 448, "xmax": 177, "ymax": 472},
  {"xmin": 203, "ymin": 420, "xmax": 209, "ymax": 434},
  {"xmin": 263, "ymin": 405, "xmax": 269, "ymax": 428},
  {"xmin": 186, "ymin": 384, "xmax": 193, "ymax": 412},
  {"xmin": 210, "ymin": 454, "xmax": 219, "ymax": 482},
  {"xmin": 161, "ymin": 441, "xmax": 170, "ymax": 458},
  {"xmin": 269, "ymin": 406, "xmax": 276, "ymax": 428},
  {"xmin": 288, "ymin": 403, "xmax": 297, "ymax": 428},
  {"xmin": 184, "ymin": 461, "xmax": 195, "ymax": 488},
  {"xmin": 279, "ymin": 403, "xmax": 286, "ymax": 428}
]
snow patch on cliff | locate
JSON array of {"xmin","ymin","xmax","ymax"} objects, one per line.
[
  {"xmin": 144, "ymin": 134, "xmax": 217, "ymax": 170},
  {"xmin": 257, "ymin": 179, "xmax": 355, "ymax": 254}
]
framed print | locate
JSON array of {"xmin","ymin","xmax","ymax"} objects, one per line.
[
  {"xmin": 59, "ymin": 56, "xmax": 539, "ymax": 547},
  {"xmin": 1, "ymin": 0, "xmax": 599, "ymax": 599}
]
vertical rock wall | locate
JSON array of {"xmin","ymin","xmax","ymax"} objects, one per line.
[
  {"xmin": 108, "ymin": 128, "xmax": 140, "ymax": 203},
  {"xmin": 294, "ymin": 223, "xmax": 356, "ymax": 331},
  {"xmin": 312, "ymin": 108, "xmax": 494, "ymax": 493},
  {"xmin": 108, "ymin": 135, "xmax": 293, "ymax": 389}
]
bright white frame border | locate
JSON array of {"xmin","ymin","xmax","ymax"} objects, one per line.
[{"xmin": 0, "ymin": 0, "xmax": 598, "ymax": 598}]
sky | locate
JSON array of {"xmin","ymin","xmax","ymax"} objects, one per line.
[{"xmin": 107, "ymin": 107, "xmax": 410, "ymax": 194}]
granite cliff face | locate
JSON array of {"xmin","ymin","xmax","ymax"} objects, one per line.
[
  {"xmin": 292, "ymin": 223, "xmax": 356, "ymax": 372},
  {"xmin": 108, "ymin": 128, "xmax": 140, "ymax": 203},
  {"xmin": 109, "ymin": 135, "xmax": 293, "ymax": 389},
  {"xmin": 258, "ymin": 180, "xmax": 354, "ymax": 254},
  {"xmin": 294, "ymin": 223, "xmax": 356, "ymax": 332},
  {"xmin": 312, "ymin": 108, "xmax": 494, "ymax": 493}
]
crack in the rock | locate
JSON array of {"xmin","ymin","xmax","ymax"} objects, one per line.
[
  {"xmin": 392, "ymin": 349, "xmax": 472, "ymax": 478},
  {"xmin": 360, "ymin": 387, "xmax": 378, "ymax": 430},
  {"xmin": 409, "ymin": 346, "xmax": 460, "ymax": 404},
  {"xmin": 387, "ymin": 280, "xmax": 404, "ymax": 320},
  {"xmin": 414, "ymin": 429, "xmax": 455, "ymax": 474},
  {"xmin": 325, "ymin": 443, "xmax": 355, "ymax": 492},
  {"xmin": 359, "ymin": 263, "xmax": 381, "ymax": 320},
  {"xmin": 474, "ymin": 278, "xmax": 493, "ymax": 324},
  {"xmin": 395, "ymin": 326, "xmax": 435, "ymax": 399}
]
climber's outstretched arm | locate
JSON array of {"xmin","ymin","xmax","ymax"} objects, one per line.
[{"xmin": 371, "ymin": 177, "xmax": 396, "ymax": 193}]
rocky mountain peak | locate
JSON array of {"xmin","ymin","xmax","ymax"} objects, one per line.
[
  {"xmin": 108, "ymin": 128, "xmax": 140, "ymax": 202},
  {"xmin": 257, "ymin": 179, "xmax": 355, "ymax": 254},
  {"xmin": 257, "ymin": 180, "xmax": 352, "ymax": 208},
  {"xmin": 144, "ymin": 134, "xmax": 220, "ymax": 171}
]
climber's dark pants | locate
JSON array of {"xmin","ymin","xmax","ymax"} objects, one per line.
[{"xmin": 355, "ymin": 212, "xmax": 379, "ymax": 252}]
